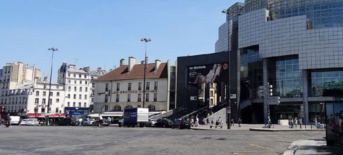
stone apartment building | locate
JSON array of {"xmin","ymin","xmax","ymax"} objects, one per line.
[{"xmin": 94, "ymin": 57, "xmax": 175, "ymax": 113}]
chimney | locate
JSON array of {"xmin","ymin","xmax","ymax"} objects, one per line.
[
  {"xmin": 128, "ymin": 57, "xmax": 136, "ymax": 71},
  {"xmin": 155, "ymin": 59, "xmax": 161, "ymax": 71},
  {"xmin": 120, "ymin": 59, "xmax": 125, "ymax": 66},
  {"xmin": 141, "ymin": 60, "xmax": 145, "ymax": 64}
]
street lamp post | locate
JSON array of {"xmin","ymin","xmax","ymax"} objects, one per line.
[
  {"xmin": 47, "ymin": 47, "xmax": 58, "ymax": 125},
  {"xmin": 140, "ymin": 38, "xmax": 151, "ymax": 108}
]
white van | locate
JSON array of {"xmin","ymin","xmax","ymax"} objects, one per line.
[{"xmin": 10, "ymin": 116, "xmax": 21, "ymax": 125}]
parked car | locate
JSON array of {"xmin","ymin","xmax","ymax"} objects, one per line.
[
  {"xmin": 20, "ymin": 118, "xmax": 40, "ymax": 126},
  {"xmin": 82, "ymin": 118, "xmax": 96, "ymax": 126},
  {"xmin": 10, "ymin": 116, "xmax": 21, "ymax": 125},
  {"xmin": 155, "ymin": 118, "xmax": 173, "ymax": 128},
  {"xmin": 147, "ymin": 119, "xmax": 158, "ymax": 127},
  {"xmin": 172, "ymin": 118, "xmax": 191, "ymax": 129}
]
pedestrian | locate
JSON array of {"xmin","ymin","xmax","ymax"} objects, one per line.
[
  {"xmin": 288, "ymin": 118, "xmax": 292, "ymax": 128},
  {"xmin": 238, "ymin": 118, "xmax": 242, "ymax": 127},
  {"xmin": 107, "ymin": 117, "xmax": 112, "ymax": 125},
  {"xmin": 290, "ymin": 118, "xmax": 294, "ymax": 128},
  {"xmin": 210, "ymin": 118, "xmax": 214, "ymax": 129},
  {"xmin": 98, "ymin": 115, "xmax": 103, "ymax": 127},
  {"xmin": 294, "ymin": 117, "xmax": 298, "ymax": 128},
  {"xmin": 298, "ymin": 118, "xmax": 302, "ymax": 129},
  {"xmin": 195, "ymin": 115, "xmax": 199, "ymax": 127},
  {"xmin": 231, "ymin": 118, "xmax": 235, "ymax": 127},
  {"xmin": 268, "ymin": 116, "xmax": 272, "ymax": 128},
  {"xmin": 78, "ymin": 117, "xmax": 83, "ymax": 126}
]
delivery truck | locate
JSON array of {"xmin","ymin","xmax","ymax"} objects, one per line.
[{"xmin": 122, "ymin": 108, "xmax": 149, "ymax": 127}]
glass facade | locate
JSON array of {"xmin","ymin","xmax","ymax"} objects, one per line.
[
  {"xmin": 273, "ymin": 57, "xmax": 302, "ymax": 98},
  {"xmin": 240, "ymin": 46, "xmax": 263, "ymax": 100},
  {"xmin": 310, "ymin": 70, "xmax": 343, "ymax": 97},
  {"xmin": 269, "ymin": 0, "xmax": 343, "ymax": 29}
]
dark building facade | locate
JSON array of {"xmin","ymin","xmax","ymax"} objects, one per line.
[{"xmin": 176, "ymin": 52, "xmax": 233, "ymax": 117}]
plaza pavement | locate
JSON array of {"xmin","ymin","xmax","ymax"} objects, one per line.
[{"xmin": 0, "ymin": 125, "xmax": 328, "ymax": 155}]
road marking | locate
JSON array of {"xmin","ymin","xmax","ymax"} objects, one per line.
[{"xmin": 249, "ymin": 144, "xmax": 274, "ymax": 152}]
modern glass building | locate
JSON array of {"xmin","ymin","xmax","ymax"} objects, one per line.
[{"xmin": 215, "ymin": 0, "xmax": 343, "ymax": 124}]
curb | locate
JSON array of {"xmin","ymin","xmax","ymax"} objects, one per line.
[{"xmin": 249, "ymin": 128, "xmax": 325, "ymax": 132}]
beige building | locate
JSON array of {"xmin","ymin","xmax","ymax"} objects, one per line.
[
  {"xmin": 0, "ymin": 62, "xmax": 41, "ymax": 89},
  {"xmin": 94, "ymin": 57, "xmax": 175, "ymax": 113}
]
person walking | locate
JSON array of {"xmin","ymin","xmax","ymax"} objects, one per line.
[
  {"xmin": 231, "ymin": 118, "xmax": 235, "ymax": 127},
  {"xmin": 238, "ymin": 118, "xmax": 242, "ymax": 127}
]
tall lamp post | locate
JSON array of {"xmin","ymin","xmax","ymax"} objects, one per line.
[
  {"xmin": 221, "ymin": 9, "xmax": 232, "ymax": 129},
  {"xmin": 47, "ymin": 47, "xmax": 58, "ymax": 125},
  {"xmin": 140, "ymin": 38, "xmax": 151, "ymax": 108}
]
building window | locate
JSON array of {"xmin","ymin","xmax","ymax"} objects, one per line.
[
  {"xmin": 73, "ymin": 73, "xmax": 76, "ymax": 78},
  {"xmin": 113, "ymin": 105, "xmax": 121, "ymax": 111},
  {"xmin": 128, "ymin": 83, "xmax": 132, "ymax": 91},
  {"xmin": 146, "ymin": 82, "xmax": 150, "ymax": 90},
  {"xmin": 55, "ymin": 108, "xmax": 59, "ymax": 113},
  {"xmin": 84, "ymin": 102, "xmax": 87, "ymax": 107},
  {"xmin": 57, "ymin": 92, "xmax": 60, "ymax": 97},
  {"xmin": 68, "ymin": 80, "xmax": 71, "ymax": 84},
  {"xmin": 80, "ymin": 80, "xmax": 82, "ymax": 84},
  {"xmin": 153, "ymin": 93, "xmax": 157, "ymax": 102},
  {"xmin": 116, "ymin": 94, "xmax": 119, "ymax": 102},
  {"xmin": 138, "ymin": 94, "xmax": 142, "ymax": 102},
  {"xmin": 43, "ymin": 91, "xmax": 46, "ymax": 96},
  {"xmin": 127, "ymin": 94, "xmax": 131, "ymax": 102},
  {"xmin": 56, "ymin": 99, "xmax": 59, "ymax": 103},
  {"xmin": 84, "ymin": 95, "xmax": 87, "ymax": 99},
  {"xmin": 67, "ymin": 102, "xmax": 70, "ymax": 107},
  {"xmin": 42, "ymin": 99, "xmax": 46, "ymax": 104},
  {"xmin": 104, "ymin": 105, "xmax": 109, "ymax": 111},
  {"xmin": 49, "ymin": 92, "xmax": 53, "ymax": 96},
  {"xmin": 74, "ymin": 80, "xmax": 77, "ymax": 84},
  {"xmin": 73, "ymin": 94, "xmax": 76, "ymax": 99},
  {"xmin": 105, "ymin": 95, "xmax": 108, "ymax": 103},
  {"xmin": 67, "ymin": 94, "xmax": 70, "ymax": 98},
  {"xmin": 84, "ymin": 74, "xmax": 87, "ymax": 78},
  {"xmin": 73, "ymin": 102, "xmax": 76, "ymax": 107},
  {"xmin": 35, "ymin": 98, "xmax": 39, "ymax": 104},
  {"xmin": 79, "ymin": 74, "xmax": 81, "ymax": 78},
  {"xmin": 78, "ymin": 102, "xmax": 81, "ymax": 107},
  {"xmin": 79, "ymin": 94, "xmax": 82, "ymax": 99},
  {"xmin": 154, "ymin": 81, "xmax": 158, "ymax": 90},
  {"xmin": 41, "ymin": 108, "xmax": 45, "ymax": 113},
  {"xmin": 148, "ymin": 105, "xmax": 156, "ymax": 111},
  {"xmin": 85, "ymin": 87, "xmax": 88, "ymax": 92},
  {"xmin": 273, "ymin": 57, "xmax": 302, "ymax": 97},
  {"xmin": 310, "ymin": 70, "xmax": 343, "ymax": 97},
  {"xmin": 124, "ymin": 105, "xmax": 133, "ymax": 109},
  {"xmin": 146, "ymin": 93, "xmax": 149, "ymax": 102},
  {"xmin": 105, "ymin": 83, "xmax": 109, "ymax": 91},
  {"xmin": 116, "ymin": 83, "xmax": 120, "ymax": 91},
  {"xmin": 36, "ymin": 91, "xmax": 39, "ymax": 96},
  {"xmin": 80, "ymin": 87, "xmax": 82, "ymax": 92},
  {"xmin": 74, "ymin": 87, "xmax": 77, "ymax": 91},
  {"xmin": 138, "ymin": 82, "xmax": 142, "ymax": 91}
]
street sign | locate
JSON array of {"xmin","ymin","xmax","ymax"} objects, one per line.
[
  {"xmin": 268, "ymin": 96, "xmax": 281, "ymax": 105},
  {"xmin": 230, "ymin": 94, "xmax": 237, "ymax": 99}
]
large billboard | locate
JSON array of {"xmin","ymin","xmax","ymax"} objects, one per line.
[
  {"xmin": 188, "ymin": 63, "xmax": 229, "ymax": 85},
  {"xmin": 187, "ymin": 63, "xmax": 229, "ymax": 107}
]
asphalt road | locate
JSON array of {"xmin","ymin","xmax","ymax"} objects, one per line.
[{"xmin": 0, "ymin": 126, "xmax": 325, "ymax": 155}]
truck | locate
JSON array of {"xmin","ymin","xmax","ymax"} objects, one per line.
[
  {"xmin": 10, "ymin": 116, "xmax": 21, "ymax": 125},
  {"xmin": 122, "ymin": 108, "xmax": 149, "ymax": 127}
]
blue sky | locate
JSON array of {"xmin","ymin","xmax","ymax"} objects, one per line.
[{"xmin": 0, "ymin": 0, "xmax": 237, "ymax": 78}]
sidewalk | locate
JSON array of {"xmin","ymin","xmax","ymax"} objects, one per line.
[
  {"xmin": 191, "ymin": 124, "xmax": 325, "ymax": 131},
  {"xmin": 283, "ymin": 139, "xmax": 343, "ymax": 155}
]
